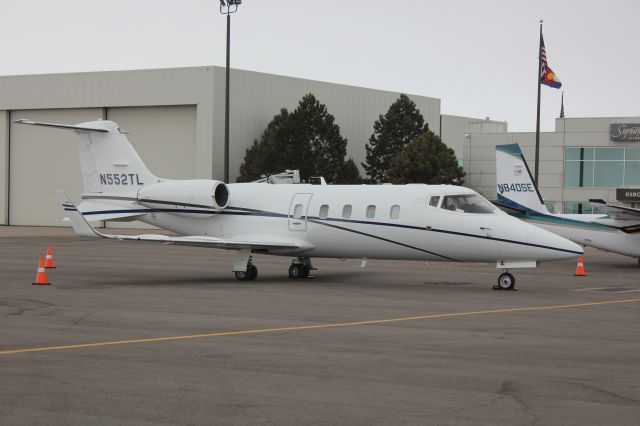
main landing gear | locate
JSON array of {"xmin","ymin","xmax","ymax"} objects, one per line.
[
  {"xmin": 235, "ymin": 257, "xmax": 258, "ymax": 281},
  {"xmin": 493, "ymin": 271, "xmax": 516, "ymax": 291},
  {"xmin": 288, "ymin": 257, "xmax": 314, "ymax": 279}
]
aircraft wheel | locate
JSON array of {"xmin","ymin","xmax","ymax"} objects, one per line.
[
  {"xmin": 235, "ymin": 271, "xmax": 248, "ymax": 280},
  {"xmin": 246, "ymin": 264, "xmax": 258, "ymax": 280},
  {"xmin": 496, "ymin": 272, "xmax": 515, "ymax": 290},
  {"xmin": 288, "ymin": 264, "xmax": 303, "ymax": 279}
]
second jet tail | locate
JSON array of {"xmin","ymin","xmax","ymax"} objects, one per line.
[{"xmin": 495, "ymin": 144, "xmax": 549, "ymax": 214}]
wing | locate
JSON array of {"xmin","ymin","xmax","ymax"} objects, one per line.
[
  {"xmin": 588, "ymin": 199, "xmax": 640, "ymax": 221},
  {"xmin": 57, "ymin": 191, "xmax": 302, "ymax": 251}
]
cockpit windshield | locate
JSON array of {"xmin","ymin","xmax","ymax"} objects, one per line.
[{"xmin": 440, "ymin": 194, "xmax": 495, "ymax": 214}]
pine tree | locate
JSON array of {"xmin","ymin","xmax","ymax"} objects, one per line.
[
  {"xmin": 336, "ymin": 158, "xmax": 363, "ymax": 184},
  {"xmin": 362, "ymin": 94, "xmax": 428, "ymax": 183},
  {"xmin": 237, "ymin": 94, "xmax": 361, "ymax": 184},
  {"xmin": 237, "ymin": 108, "xmax": 289, "ymax": 182},
  {"xmin": 385, "ymin": 130, "xmax": 465, "ymax": 185}
]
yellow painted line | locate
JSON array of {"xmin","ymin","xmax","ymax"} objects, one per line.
[{"xmin": 1, "ymin": 298, "xmax": 639, "ymax": 357}]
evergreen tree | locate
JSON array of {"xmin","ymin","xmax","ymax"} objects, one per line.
[
  {"xmin": 362, "ymin": 94, "xmax": 428, "ymax": 183},
  {"xmin": 336, "ymin": 158, "xmax": 363, "ymax": 184},
  {"xmin": 237, "ymin": 94, "xmax": 361, "ymax": 184},
  {"xmin": 385, "ymin": 130, "xmax": 465, "ymax": 185},
  {"xmin": 237, "ymin": 108, "xmax": 289, "ymax": 182}
]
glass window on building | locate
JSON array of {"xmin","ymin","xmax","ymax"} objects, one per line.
[
  {"xmin": 625, "ymin": 147, "xmax": 640, "ymax": 161},
  {"xmin": 625, "ymin": 162, "xmax": 640, "ymax": 185},
  {"xmin": 565, "ymin": 147, "xmax": 594, "ymax": 161},
  {"xmin": 564, "ymin": 161, "xmax": 594, "ymax": 187},
  {"xmin": 564, "ymin": 147, "xmax": 640, "ymax": 188},
  {"xmin": 594, "ymin": 161, "xmax": 624, "ymax": 187}
]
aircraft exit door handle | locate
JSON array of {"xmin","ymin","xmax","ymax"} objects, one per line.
[{"xmin": 480, "ymin": 227, "xmax": 492, "ymax": 231}]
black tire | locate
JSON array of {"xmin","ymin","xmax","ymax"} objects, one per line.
[
  {"xmin": 246, "ymin": 264, "xmax": 258, "ymax": 280},
  {"xmin": 497, "ymin": 272, "xmax": 515, "ymax": 290},
  {"xmin": 288, "ymin": 264, "xmax": 303, "ymax": 279}
]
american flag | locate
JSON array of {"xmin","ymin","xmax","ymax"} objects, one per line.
[{"xmin": 540, "ymin": 34, "xmax": 562, "ymax": 89}]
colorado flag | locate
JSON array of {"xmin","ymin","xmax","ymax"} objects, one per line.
[{"xmin": 540, "ymin": 35, "xmax": 562, "ymax": 89}]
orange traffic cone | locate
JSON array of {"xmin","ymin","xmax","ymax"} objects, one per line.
[
  {"xmin": 574, "ymin": 256, "xmax": 586, "ymax": 276},
  {"xmin": 44, "ymin": 245, "xmax": 56, "ymax": 269},
  {"xmin": 33, "ymin": 256, "xmax": 51, "ymax": 285}
]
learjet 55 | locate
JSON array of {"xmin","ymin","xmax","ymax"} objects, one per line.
[{"xmin": 16, "ymin": 119, "xmax": 582, "ymax": 290}]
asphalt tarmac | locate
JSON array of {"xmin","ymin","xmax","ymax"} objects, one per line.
[{"xmin": 1, "ymin": 227, "xmax": 639, "ymax": 425}]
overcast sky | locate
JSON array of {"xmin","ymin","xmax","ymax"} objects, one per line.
[{"xmin": 2, "ymin": 0, "xmax": 638, "ymax": 132}]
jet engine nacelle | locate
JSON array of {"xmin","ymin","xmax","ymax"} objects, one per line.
[{"xmin": 138, "ymin": 180, "xmax": 229, "ymax": 215}]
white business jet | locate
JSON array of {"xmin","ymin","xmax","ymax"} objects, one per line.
[
  {"xmin": 16, "ymin": 120, "xmax": 582, "ymax": 290},
  {"xmin": 496, "ymin": 143, "xmax": 640, "ymax": 263}
]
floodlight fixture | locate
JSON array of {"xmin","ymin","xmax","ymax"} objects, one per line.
[{"xmin": 220, "ymin": 0, "xmax": 241, "ymax": 14}]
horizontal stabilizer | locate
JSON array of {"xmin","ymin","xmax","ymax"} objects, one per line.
[
  {"xmin": 14, "ymin": 119, "xmax": 109, "ymax": 133},
  {"xmin": 588, "ymin": 199, "xmax": 640, "ymax": 221},
  {"xmin": 492, "ymin": 201, "xmax": 527, "ymax": 215}
]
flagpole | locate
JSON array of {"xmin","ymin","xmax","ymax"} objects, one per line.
[{"xmin": 534, "ymin": 19, "xmax": 543, "ymax": 188}]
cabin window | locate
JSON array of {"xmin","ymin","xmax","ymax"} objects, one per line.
[
  {"xmin": 390, "ymin": 205, "xmax": 400, "ymax": 219},
  {"xmin": 429, "ymin": 196, "xmax": 440, "ymax": 207},
  {"xmin": 440, "ymin": 194, "xmax": 495, "ymax": 214},
  {"xmin": 342, "ymin": 204, "xmax": 352, "ymax": 218},
  {"xmin": 319, "ymin": 204, "xmax": 329, "ymax": 219},
  {"xmin": 293, "ymin": 204, "xmax": 304, "ymax": 219},
  {"xmin": 366, "ymin": 205, "xmax": 376, "ymax": 218}
]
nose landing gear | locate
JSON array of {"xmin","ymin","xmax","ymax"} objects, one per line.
[{"xmin": 493, "ymin": 271, "xmax": 516, "ymax": 291}]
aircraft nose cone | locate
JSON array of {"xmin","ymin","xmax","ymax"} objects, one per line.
[
  {"xmin": 537, "ymin": 226, "xmax": 583, "ymax": 260},
  {"xmin": 509, "ymin": 218, "xmax": 583, "ymax": 261},
  {"xmin": 564, "ymin": 239, "xmax": 583, "ymax": 255}
]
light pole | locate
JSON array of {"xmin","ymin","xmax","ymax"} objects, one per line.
[{"xmin": 219, "ymin": 0, "xmax": 241, "ymax": 183}]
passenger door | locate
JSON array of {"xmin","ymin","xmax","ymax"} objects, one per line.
[{"xmin": 288, "ymin": 193, "xmax": 313, "ymax": 231}]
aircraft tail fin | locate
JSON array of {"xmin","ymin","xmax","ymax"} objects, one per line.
[
  {"xmin": 14, "ymin": 119, "xmax": 159, "ymax": 196},
  {"xmin": 495, "ymin": 144, "xmax": 549, "ymax": 214}
]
